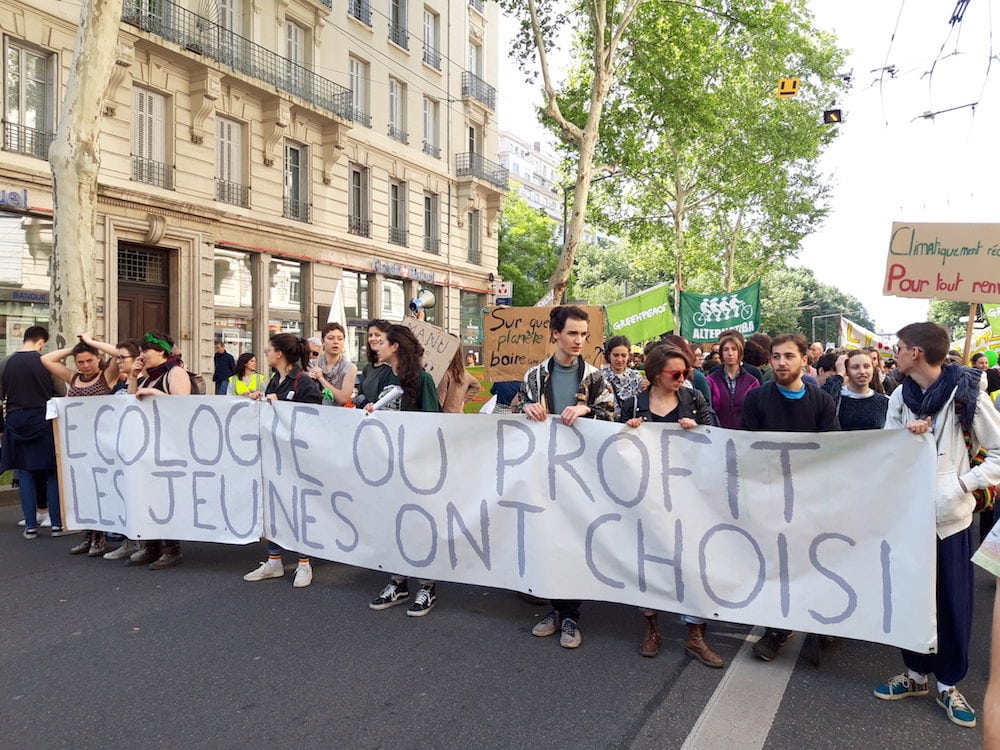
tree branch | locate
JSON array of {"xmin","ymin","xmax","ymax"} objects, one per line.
[{"xmin": 527, "ymin": 0, "xmax": 583, "ymax": 145}]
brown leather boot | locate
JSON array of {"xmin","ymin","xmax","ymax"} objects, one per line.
[
  {"xmin": 685, "ymin": 622, "xmax": 724, "ymax": 668},
  {"xmin": 639, "ymin": 613, "xmax": 662, "ymax": 657},
  {"xmin": 70, "ymin": 531, "xmax": 94, "ymax": 555}
]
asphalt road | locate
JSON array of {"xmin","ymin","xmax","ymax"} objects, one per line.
[{"xmin": 0, "ymin": 504, "xmax": 991, "ymax": 749}]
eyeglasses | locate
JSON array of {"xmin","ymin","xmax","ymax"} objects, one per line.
[
  {"xmin": 115, "ymin": 355, "xmax": 133, "ymax": 361},
  {"xmin": 661, "ymin": 369, "xmax": 687, "ymax": 382}
]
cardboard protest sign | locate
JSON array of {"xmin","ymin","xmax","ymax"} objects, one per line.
[
  {"xmin": 883, "ymin": 222, "xmax": 1000, "ymax": 302},
  {"xmin": 398, "ymin": 317, "xmax": 460, "ymax": 386},
  {"xmin": 483, "ymin": 305, "xmax": 608, "ymax": 382},
  {"xmin": 54, "ymin": 396, "xmax": 938, "ymax": 653}
]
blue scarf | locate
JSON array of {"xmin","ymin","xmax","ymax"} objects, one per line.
[{"xmin": 901, "ymin": 363, "xmax": 981, "ymax": 429}]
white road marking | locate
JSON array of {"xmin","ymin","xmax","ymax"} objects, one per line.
[{"xmin": 681, "ymin": 628, "xmax": 804, "ymax": 750}]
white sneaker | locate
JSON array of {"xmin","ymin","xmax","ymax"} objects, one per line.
[
  {"xmin": 293, "ymin": 563, "xmax": 312, "ymax": 588},
  {"xmin": 39, "ymin": 513, "xmax": 52, "ymax": 528},
  {"xmin": 103, "ymin": 540, "xmax": 139, "ymax": 560},
  {"xmin": 243, "ymin": 560, "xmax": 284, "ymax": 582}
]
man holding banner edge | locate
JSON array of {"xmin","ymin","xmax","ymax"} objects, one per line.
[{"xmin": 513, "ymin": 305, "xmax": 615, "ymax": 648}]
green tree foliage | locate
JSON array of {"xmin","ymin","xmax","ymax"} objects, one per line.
[
  {"xmin": 497, "ymin": 188, "xmax": 561, "ymax": 307},
  {"xmin": 574, "ymin": 0, "xmax": 846, "ymax": 318},
  {"xmin": 759, "ymin": 265, "xmax": 876, "ymax": 339},
  {"xmin": 569, "ymin": 238, "xmax": 665, "ymax": 305},
  {"xmin": 928, "ymin": 299, "xmax": 972, "ymax": 339}
]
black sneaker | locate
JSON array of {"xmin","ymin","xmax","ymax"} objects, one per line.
[
  {"xmin": 369, "ymin": 580, "xmax": 409, "ymax": 610},
  {"xmin": 753, "ymin": 629, "xmax": 791, "ymax": 661},
  {"xmin": 406, "ymin": 585, "xmax": 437, "ymax": 617}
]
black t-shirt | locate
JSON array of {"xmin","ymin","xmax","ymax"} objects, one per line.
[{"xmin": 1, "ymin": 351, "xmax": 60, "ymax": 414}]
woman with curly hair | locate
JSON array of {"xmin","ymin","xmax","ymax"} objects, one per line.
[{"xmin": 366, "ymin": 325, "xmax": 442, "ymax": 615}]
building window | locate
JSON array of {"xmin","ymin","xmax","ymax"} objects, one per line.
[
  {"xmin": 348, "ymin": 0, "xmax": 372, "ymax": 26},
  {"xmin": 389, "ymin": 180, "xmax": 408, "ymax": 246},
  {"xmin": 349, "ymin": 163, "xmax": 370, "ymax": 237},
  {"xmin": 131, "ymin": 87, "xmax": 172, "ymax": 188},
  {"xmin": 3, "ymin": 41, "xmax": 56, "ymax": 159},
  {"xmin": 423, "ymin": 192, "xmax": 439, "ymax": 254},
  {"xmin": 388, "ymin": 78, "xmax": 407, "ymax": 143},
  {"xmin": 269, "ymin": 257, "xmax": 303, "ymax": 336},
  {"xmin": 468, "ymin": 123, "xmax": 481, "ymax": 154},
  {"xmin": 382, "ymin": 279, "xmax": 404, "ymax": 317},
  {"xmin": 214, "ymin": 248, "xmax": 255, "ymax": 357},
  {"xmin": 389, "ymin": 0, "xmax": 409, "ymax": 49},
  {"xmin": 422, "ymin": 97, "xmax": 439, "ymax": 158},
  {"xmin": 467, "ymin": 209, "xmax": 481, "ymax": 264},
  {"xmin": 283, "ymin": 141, "xmax": 310, "ymax": 222},
  {"xmin": 284, "ymin": 19, "xmax": 308, "ymax": 97},
  {"xmin": 216, "ymin": 116, "xmax": 248, "ymax": 208},
  {"xmin": 468, "ymin": 39, "xmax": 482, "ymax": 76},
  {"xmin": 422, "ymin": 9, "xmax": 441, "ymax": 69},
  {"xmin": 348, "ymin": 56, "xmax": 371, "ymax": 127},
  {"xmin": 218, "ymin": 0, "xmax": 245, "ymax": 34},
  {"xmin": 460, "ymin": 290, "xmax": 484, "ymax": 344},
  {"xmin": 342, "ymin": 269, "xmax": 370, "ymax": 360}
]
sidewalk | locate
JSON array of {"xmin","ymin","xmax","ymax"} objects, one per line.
[{"xmin": 0, "ymin": 486, "xmax": 18, "ymax": 507}]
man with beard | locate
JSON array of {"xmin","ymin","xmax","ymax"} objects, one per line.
[
  {"xmin": 740, "ymin": 333, "xmax": 839, "ymax": 662},
  {"xmin": 871, "ymin": 322, "xmax": 1000, "ymax": 730}
]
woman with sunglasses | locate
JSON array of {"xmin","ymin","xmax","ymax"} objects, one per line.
[{"xmin": 619, "ymin": 345, "xmax": 725, "ymax": 668}]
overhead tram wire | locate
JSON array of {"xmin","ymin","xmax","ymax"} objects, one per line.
[{"xmin": 878, "ymin": 0, "xmax": 909, "ymax": 125}]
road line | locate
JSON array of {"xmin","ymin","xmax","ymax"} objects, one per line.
[{"xmin": 680, "ymin": 628, "xmax": 804, "ymax": 750}]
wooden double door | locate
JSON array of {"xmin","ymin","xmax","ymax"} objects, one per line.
[{"xmin": 117, "ymin": 244, "xmax": 170, "ymax": 342}]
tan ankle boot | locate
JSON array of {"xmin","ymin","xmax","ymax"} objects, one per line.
[
  {"xmin": 685, "ymin": 622, "xmax": 724, "ymax": 668},
  {"xmin": 639, "ymin": 613, "xmax": 662, "ymax": 657}
]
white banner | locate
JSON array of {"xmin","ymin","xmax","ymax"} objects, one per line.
[{"xmin": 53, "ymin": 397, "xmax": 938, "ymax": 652}]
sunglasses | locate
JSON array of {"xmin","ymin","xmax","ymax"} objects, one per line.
[{"xmin": 661, "ymin": 369, "xmax": 688, "ymax": 382}]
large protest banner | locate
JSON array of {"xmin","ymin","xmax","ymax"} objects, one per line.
[
  {"xmin": 53, "ymin": 396, "xmax": 937, "ymax": 652},
  {"xmin": 679, "ymin": 282, "xmax": 760, "ymax": 343},
  {"xmin": 605, "ymin": 284, "xmax": 675, "ymax": 342},
  {"xmin": 483, "ymin": 305, "xmax": 607, "ymax": 382},
  {"xmin": 839, "ymin": 317, "xmax": 894, "ymax": 358},
  {"xmin": 883, "ymin": 222, "xmax": 1000, "ymax": 302}
]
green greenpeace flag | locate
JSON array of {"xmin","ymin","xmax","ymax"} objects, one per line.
[
  {"xmin": 680, "ymin": 281, "xmax": 761, "ymax": 343},
  {"xmin": 984, "ymin": 303, "xmax": 1000, "ymax": 334},
  {"xmin": 605, "ymin": 283, "xmax": 675, "ymax": 342}
]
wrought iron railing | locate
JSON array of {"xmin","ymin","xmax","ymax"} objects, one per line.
[
  {"xmin": 461, "ymin": 71, "xmax": 496, "ymax": 110},
  {"xmin": 388, "ymin": 123, "xmax": 408, "ymax": 144},
  {"xmin": 122, "ymin": 0, "xmax": 353, "ymax": 122},
  {"xmin": 389, "ymin": 227, "xmax": 408, "ymax": 246},
  {"xmin": 216, "ymin": 178, "xmax": 249, "ymax": 208},
  {"xmin": 348, "ymin": 0, "xmax": 372, "ymax": 25},
  {"xmin": 467, "ymin": 245, "xmax": 481, "ymax": 264},
  {"xmin": 388, "ymin": 23, "xmax": 409, "ymax": 50},
  {"xmin": 423, "ymin": 236, "xmax": 440, "ymax": 254},
  {"xmin": 132, "ymin": 156, "xmax": 174, "ymax": 188},
  {"xmin": 422, "ymin": 140, "xmax": 440, "ymax": 159},
  {"xmin": 469, "ymin": 0, "xmax": 485, "ymax": 14},
  {"xmin": 456, "ymin": 152, "xmax": 508, "ymax": 190},
  {"xmin": 423, "ymin": 45, "xmax": 441, "ymax": 70},
  {"xmin": 348, "ymin": 215, "xmax": 371, "ymax": 237},
  {"xmin": 283, "ymin": 196, "xmax": 310, "ymax": 222},
  {"xmin": 2, "ymin": 122, "xmax": 54, "ymax": 160},
  {"xmin": 348, "ymin": 106, "xmax": 372, "ymax": 128}
]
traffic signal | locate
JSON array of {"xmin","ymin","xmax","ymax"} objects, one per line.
[{"xmin": 823, "ymin": 109, "xmax": 842, "ymax": 124}]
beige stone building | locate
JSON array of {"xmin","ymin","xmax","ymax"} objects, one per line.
[{"xmin": 0, "ymin": 0, "xmax": 505, "ymax": 373}]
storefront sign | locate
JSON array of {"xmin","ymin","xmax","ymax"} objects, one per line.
[
  {"xmin": 372, "ymin": 259, "xmax": 435, "ymax": 284},
  {"xmin": 0, "ymin": 188, "xmax": 29, "ymax": 210},
  {"xmin": 0, "ymin": 289, "xmax": 50, "ymax": 304}
]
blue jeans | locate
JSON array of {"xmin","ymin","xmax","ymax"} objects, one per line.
[
  {"xmin": 19, "ymin": 469, "xmax": 60, "ymax": 529},
  {"xmin": 215, "ymin": 381, "xmax": 228, "ymax": 395}
]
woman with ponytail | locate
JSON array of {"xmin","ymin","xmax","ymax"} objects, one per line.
[{"xmin": 243, "ymin": 333, "xmax": 322, "ymax": 588}]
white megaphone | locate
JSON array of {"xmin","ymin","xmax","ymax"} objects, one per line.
[{"xmin": 409, "ymin": 289, "xmax": 436, "ymax": 314}]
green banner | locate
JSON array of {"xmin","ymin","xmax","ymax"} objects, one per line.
[
  {"xmin": 679, "ymin": 281, "xmax": 761, "ymax": 343},
  {"xmin": 983, "ymin": 303, "xmax": 1000, "ymax": 333},
  {"xmin": 605, "ymin": 283, "xmax": 675, "ymax": 342}
]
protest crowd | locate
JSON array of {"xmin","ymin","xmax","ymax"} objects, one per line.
[{"xmin": 5, "ymin": 307, "xmax": 1000, "ymax": 740}]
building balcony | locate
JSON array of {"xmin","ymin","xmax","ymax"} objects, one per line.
[
  {"xmin": 388, "ymin": 123, "xmax": 409, "ymax": 144},
  {"xmin": 456, "ymin": 152, "xmax": 508, "ymax": 191},
  {"xmin": 388, "ymin": 23, "xmax": 410, "ymax": 50},
  {"xmin": 2, "ymin": 122, "xmax": 54, "ymax": 160},
  {"xmin": 348, "ymin": 215, "xmax": 371, "ymax": 237},
  {"xmin": 422, "ymin": 140, "xmax": 440, "ymax": 159},
  {"xmin": 348, "ymin": 106, "xmax": 372, "ymax": 128},
  {"xmin": 283, "ymin": 196, "xmax": 311, "ymax": 223},
  {"xmin": 216, "ymin": 178, "xmax": 249, "ymax": 208},
  {"xmin": 389, "ymin": 227, "xmax": 408, "ymax": 246},
  {"xmin": 423, "ymin": 236, "xmax": 440, "ymax": 254},
  {"xmin": 348, "ymin": 0, "xmax": 372, "ymax": 25},
  {"xmin": 122, "ymin": 0, "xmax": 354, "ymax": 123},
  {"xmin": 131, "ymin": 156, "xmax": 173, "ymax": 189},
  {"xmin": 469, "ymin": 0, "xmax": 485, "ymax": 14},
  {"xmin": 461, "ymin": 71, "xmax": 495, "ymax": 110},
  {"xmin": 467, "ymin": 246, "xmax": 481, "ymax": 265},
  {"xmin": 422, "ymin": 45, "xmax": 441, "ymax": 70}
]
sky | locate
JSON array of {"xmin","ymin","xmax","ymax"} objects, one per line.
[{"xmin": 496, "ymin": 1, "xmax": 1000, "ymax": 334}]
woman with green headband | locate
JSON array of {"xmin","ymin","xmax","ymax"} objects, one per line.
[{"xmin": 124, "ymin": 331, "xmax": 190, "ymax": 570}]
